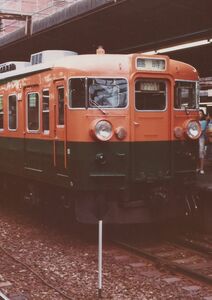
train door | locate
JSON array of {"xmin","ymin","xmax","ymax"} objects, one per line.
[
  {"xmin": 24, "ymin": 85, "xmax": 43, "ymax": 172},
  {"xmin": 53, "ymin": 80, "xmax": 68, "ymax": 174},
  {"xmin": 131, "ymin": 76, "xmax": 171, "ymax": 181}
]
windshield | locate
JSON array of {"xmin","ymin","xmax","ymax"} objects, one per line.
[
  {"xmin": 88, "ymin": 78, "xmax": 127, "ymax": 108},
  {"xmin": 174, "ymin": 81, "xmax": 198, "ymax": 109},
  {"xmin": 135, "ymin": 79, "xmax": 166, "ymax": 111},
  {"xmin": 69, "ymin": 77, "xmax": 128, "ymax": 109}
]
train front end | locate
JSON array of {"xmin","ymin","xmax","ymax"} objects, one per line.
[
  {"xmin": 72, "ymin": 52, "xmax": 200, "ymax": 223},
  {"xmin": 129, "ymin": 55, "xmax": 200, "ymax": 222}
]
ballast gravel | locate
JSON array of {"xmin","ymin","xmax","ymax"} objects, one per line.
[{"xmin": 0, "ymin": 206, "xmax": 212, "ymax": 299}]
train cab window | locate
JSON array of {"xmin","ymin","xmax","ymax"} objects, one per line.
[
  {"xmin": 69, "ymin": 78, "xmax": 85, "ymax": 108},
  {"xmin": 88, "ymin": 78, "xmax": 127, "ymax": 108},
  {"xmin": 42, "ymin": 89, "xmax": 50, "ymax": 133},
  {"xmin": 69, "ymin": 78, "xmax": 127, "ymax": 108},
  {"xmin": 174, "ymin": 81, "xmax": 197, "ymax": 109},
  {"xmin": 8, "ymin": 95, "xmax": 17, "ymax": 130},
  {"xmin": 0, "ymin": 95, "xmax": 3, "ymax": 130},
  {"xmin": 57, "ymin": 87, "xmax": 64, "ymax": 125},
  {"xmin": 27, "ymin": 93, "xmax": 39, "ymax": 131},
  {"xmin": 135, "ymin": 79, "xmax": 166, "ymax": 110}
]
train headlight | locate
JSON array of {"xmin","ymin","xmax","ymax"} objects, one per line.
[
  {"xmin": 185, "ymin": 120, "xmax": 201, "ymax": 140},
  {"xmin": 94, "ymin": 120, "xmax": 113, "ymax": 141}
]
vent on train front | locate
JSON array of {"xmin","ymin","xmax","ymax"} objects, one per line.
[
  {"xmin": 0, "ymin": 61, "xmax": 30, "ymax": 73},
  {"xmin": 30, "ymin": 50, "xmax": 78, "ymax": 65}
]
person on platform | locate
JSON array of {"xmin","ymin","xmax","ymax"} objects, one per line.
[
  {"xmin": 206, "ymin": 112, "xmax": 212, "ymax": 161},
  {"xmin": 198, "ymin": 109, "xmax": 208, "ymax": 174}
]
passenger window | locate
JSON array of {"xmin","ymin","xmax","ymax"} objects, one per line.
[
  {"xmin": 8, "ymin": 95, "xmax": 17, "ymax": 130},
  {"xmin": 0, "ymin": 95, "xmax": 3, "ymax": 130},
  {"xmin": 58, "ymin": 87, "xmax": 64, "ymax": 125},
  {"xmin": 135, "ymin": 79, "xmax": 166, "ymax": 111},
  {"xmin": 42, "ymin": 89, "xmax": 50, "ymax": 133},
  {"xmin": 27, "ymin": 93, "xmax": 39, "ymax": 131},
  {"xmin": 69, "ymin": 78, "xmax": 86, "ymax": 108},
  {"xmin": 175, "ymin": 81, "xmax": 197, "ymax": 109}
]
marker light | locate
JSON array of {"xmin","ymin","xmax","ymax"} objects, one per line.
[
  {"xmin": 115, "ymin": 127, "xmax": 127, "ymax": 140},
  {"xmin": 174, "ymin": 126, "xmax": 183, "ymax": 139},
  {"xmin": 94, "ymin": 120, "xmax": 113, "ymax": 141},
  {"xmin": 184, "ymin": 120, "xmax": 201, "ymax": 140}
]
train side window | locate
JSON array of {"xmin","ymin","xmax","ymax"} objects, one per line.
[
  {"xmin": 42, "ymin": 89, "xmax": 50, "ymax": 133},
  {"xmin": 8, "ymin": 94, "xmax": 17, "ymax": 130},
  {"xmin": 0, "ymin": 95, "xmax": 3, "ymax": 130},
  {"xmin": 69, "ymin": 78, "xmax": 85, "ymax": 108},
  {"xmin": 57, "ymin": 87, "xmax": 64, "ymax": 125},
  {"xmin": 135, "ymin": 79, "xmax": 166, "ymax": 111},
  {"xmin": 174, "ymin": 81, "xmax": 197, "ymax": 109},
  {"xmin": 27, "ymin": 93, "xmax": 39, "ymax": 131}
]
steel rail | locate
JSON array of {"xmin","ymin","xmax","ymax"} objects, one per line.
[
  {"xmin": 173, "ymin": 236, "xmax": 212, "ymax": 257},
  {"xmin": 0, "ymin": 244, "xmax": 74, "ymax": 300},
  {"xmin": 113, "ymin": 240, "xmax": 212, "ymax": 286}
]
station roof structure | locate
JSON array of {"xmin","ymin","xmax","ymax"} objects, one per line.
[{"xmin": 0, "ymin": 0, "xmax": 212, "ymax": 76}]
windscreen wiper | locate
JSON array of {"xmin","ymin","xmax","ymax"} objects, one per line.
[
  {"xmin": 89, "ymin": 99, "xmax": 107, "ymax": 115},
  {"xmin": 183, "ymin": 105, "xmax": 190, "ymax": 115}
]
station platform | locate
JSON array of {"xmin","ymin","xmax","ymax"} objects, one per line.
[
  {"xmin": 196, "ymin": 159, "xmax": 212, "ymax": 192},
  {"xmin": 195, "ymin": 158, "xmax": 212, "ymax": 232},
  {"xmin": 196, "ymin": 172, "xmax": 212, "ymax": 192}
]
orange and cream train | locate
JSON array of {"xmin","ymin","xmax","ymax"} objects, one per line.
[{"xmin": 0, "ymin": 49, "xmax": 201, "ymax": 223}]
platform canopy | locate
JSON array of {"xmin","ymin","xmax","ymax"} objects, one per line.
[{"xmin": 0, "ymin": 0, "xmax": 212, "ymax": 76}]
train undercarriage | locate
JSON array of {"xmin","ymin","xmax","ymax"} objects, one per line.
[{"xmin": 0, "ymin": 172, "xmax": 202, "ymax": 225}]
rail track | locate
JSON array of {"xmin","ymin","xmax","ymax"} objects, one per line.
[
  {"xmin": 113, "ymin": 234, "xmax": 212, "ymax": 287},
  {"xmin": 173, "ymin": 235, "xmax": 212, "ymax": 257},
  {"xmin": 0, "ymin": 241, "xmax": 74, "ymax": 300}
]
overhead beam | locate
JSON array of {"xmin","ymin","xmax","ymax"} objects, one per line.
[
  {"xmin": 0, "ymin": 11, "xmax": 32, "ymax": 35},
  {"xmin": 0, "ymin": 11, "xmax": 30, "ymax": 21}
]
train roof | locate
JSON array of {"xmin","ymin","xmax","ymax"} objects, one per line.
[{"xmin": 0, "ymin": 50, "xmax": 198, "ymax": 83}]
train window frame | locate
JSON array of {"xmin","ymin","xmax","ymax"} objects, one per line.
[
  {"xmin": 8, "ymin": 94, "xmax": 18, "ymax": 131},
  {"xmin": 174, "ymin": 80, "xmax": 198, "ymax": 110},
  {"xmin": 134, "ymin": 79, "xmax": 167, "ymax": 112},
  {"xmin": 42, "ymin": 89, "xmax": 50, "ymax": 134},
  {"xmin": 27, "ymin": 92, "xmax": 40, "ymax": 133},
  {"xmin": 57, "ymin": 86, "xmax": 64, "ymax": 127},
  {"xmin": 68, "ymin": 76, "xmax": 129, "ymax": 110},
  {"xmin": 0, "ymin": 94, "xmax": 4, "ymax": 131}
]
